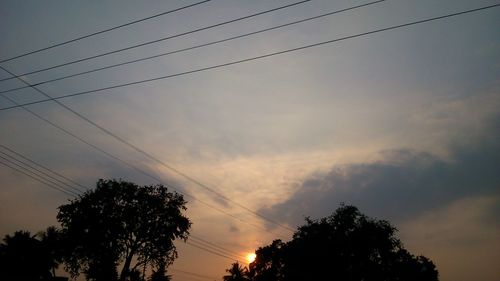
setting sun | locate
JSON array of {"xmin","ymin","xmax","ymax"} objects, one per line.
[{"xmin": 246, "ymin": 253, "xmax": 257, "ymax": 263}]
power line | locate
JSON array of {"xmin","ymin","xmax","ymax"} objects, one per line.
[
  {"xmin": 0, "ymin": 148, "xmax": 85, "ymax": 194},
  {"xmin": 0, "ymin": 90, "xmax": 274, "ymax": 235},
  {"xmin": 0, "ymin": 138, "xmax": 253, "ymax": 264},
  {"xmin": 0, "ymin": 154, "xmax": 80, "ymax": 196},
  {"xmin": 190, "ymin": 237, "xmax": 246, "ymax": 261},
  {"xmin": 0, "ymin": 120, "xmax": 253, "ymax": 270},
  {"xmin": 6, "ymin": 1, "xmax": 493, "ymax": 261},
  {"xmin": 0, "ymin": 161, "xmax": 236, "ymax": 281},
  {"xmin": 191, "ymin": 234, "xmax": 246, "ymax": 259},
  {"xmin": 0, "ymin": 0, "xmax": 212, "ymax": 64},
  {"xmin": 5, "ymin": 2, "xmax": 496, "ymax": 232},
  {"xmin": 3, "ymin": 2, "xmax": 498, "ymax": 110},
  {"xmin": 0, "ymin": 0, "xmax": 387, "ymax": 234},
  {"xmin": 7, "ymin": 5, "xmax": 382, "ymax": 233},
  {"xmin": 5, "ymin": 2, "xmax": 493, "ymax": 275},
  {"xmin": 0, "ymin": 64, "xmax": 295, "ymax": 233},
  {"xmin": 0, "ymin": 151, "xmax": 248, "ymax": 269},
  {"xmin": 0, "ymin": 159, "xmax": 76, "ymax": 197},
  {"xmin": 0, "ymin": 0, "xmax": 387, "ymax": 95},
  {"xmin": 1, "ymin": 1, "xmax": 494, "ymax": 232},
  {"xmin": 0, "ymin": 154, "xmax": 245, "ymax": 279},
  {"xmin": 0, "ymin": 151, "xmax": 251, "ymax": 270},
  {"xmin": 0, "ymin": 109, "xmax": 253, "ymax": 275},
  {"xmin": 188, "ymin": 240, "xmax": 244, "ymax": 262},
  {"xmin": 0, "ymin": 0, "xmax": 310, "ymax": 83},
  {"xmin": 170, "ymin": 268, "xmax": 218, "ymax": 280},
  {"xmin": 0, "ymin": 143, "xmax": 89, "ymax": 192},
  {"xmin": 186, "ymin": 235, "xmax": 247, "ymax": 263},
  {"xmin": 0, "ymin": 157, "xmax": 78, "ymax": 197},
  {"xmin": 186, "ymin": 241, "xmax": 244, "ymax": 264}
]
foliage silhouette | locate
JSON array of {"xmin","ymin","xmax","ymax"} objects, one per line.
[
  {"xmin": 223, "ymin": 262, "xmax": 250, "ymax": 281},
  {"xmin": 57, "ymin": 179, "xmax": 191, "ymax": 281},
  {"xmin": 225, "ymin": 205, "xmax": 438, "ymax": 281},
  {"xmin": 37, "ymin": 226, "xmax": 65, "ymax": 277},
  {"xmin": 0, "ymin": 230, "xmax": 56, "ymax": 281},
  {"xmin": 149, "ymin": 261, "xmax": 172, "ymax": 281}
]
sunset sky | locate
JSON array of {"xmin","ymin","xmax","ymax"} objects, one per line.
[{"xmin": 1, "ymin": 0, "xmax": 499, "ymax": 280}]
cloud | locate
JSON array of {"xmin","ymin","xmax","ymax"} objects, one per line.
[{"xmin": 259, "ymin": 117, "xmax": 500, "ymax": 228}]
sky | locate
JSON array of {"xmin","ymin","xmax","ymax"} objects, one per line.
[{"xmin": 0, "ymin": 0, "xmax": 499, "ymax": 280}]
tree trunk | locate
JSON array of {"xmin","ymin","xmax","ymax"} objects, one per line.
[{"xmin": 119, "ymin": 252, "xmax": 134, "ymax": 281}]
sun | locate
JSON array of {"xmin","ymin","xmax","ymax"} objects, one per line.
[{"xmin": 246, "ymin": 253, "xmax": 256, "ymax": 263}]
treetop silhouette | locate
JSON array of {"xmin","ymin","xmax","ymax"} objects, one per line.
[
  {"xmin": 57, "ymin": 179, "xmax": 191, "ymax": 281},
  {"xmin": 225, "ymin": 204, "xmax": 438, "ymax": 281}
]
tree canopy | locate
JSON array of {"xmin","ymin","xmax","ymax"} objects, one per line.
[
  {"xmin": 223, "ymin": 262, "xmax": 250, "ymax": 281},
  {"xmin": 57, "ymin": 179, "xmax": 191, "ymax": 281},
  {"xmin": 0, "ymin": 230, "xmax": 56, "ymax": 281},
  {"xmin": 225, "ymin": 205, "xmax": 438, "ymax": 281}
]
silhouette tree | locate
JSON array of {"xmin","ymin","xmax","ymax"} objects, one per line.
[
  {"xmin": 128, "ymin": 269, "xmax": 144, "ymax": 281},
  {"xmin": 231, "ymin": 205, "xmax": 439, "ymax": 281},
  {"xmin": 57, "ymin": 179, "xmax": 191, "ymax": 281},
  {"xmin": 223, "ymin": 262, "xmax": 250, "ymax": 281},
  {"xmin": 37, "ymin": 226, "xmax": 64, "ymax": 277},
  {"xmin": 0, "ymin": 230, "xmax": 55, "ymax": 281},
  {"xmin": 149, "ymin": 261, "xmax": 172, "ymax": 281},
  {"xmin": 247, "ymin": 240, "xmax": 285, "ymax": 281}
]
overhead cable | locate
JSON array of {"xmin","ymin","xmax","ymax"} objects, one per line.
[
  {"xmin": 191, "ymin": 234, "xmax": 246, "ymax": 259},
  {"xmin": 0, "ymin": 0, "xmax": 386, "ymax": 94},
  {"xmin": 0, "ymin": 143, "xmax": 89, "ymax": 191},
  {"xmin": 190, "ymin": 237, "xmax": 247, "ymax": 261},
  {"xmin": 186, "ymin": 241, "xmax": 244, "ymax": 263},
  {"xmin": 0, "ymin": 63, "xmax": 295, "ymax": 233},
  {"xmin": 2, "ymin": 3, "xmax": 497, "ymax": 110},
  {"xmin": 0, "ymin": 154, "xmax": 248, "ymax": 270},
  {"xmin": 0, "ymin": 157, "xmax": 78, "ymax": 197},
  {"xmin": 0, "ymin": 0, "xmax": 212, "ymax": 64},
  {"xmin": 0, "ymin": 154, "xmax": 80, "ymax": 196},
  {"xmin": 0, "ymin": 89, "xmax": 274, "ymax": 234},
  {"xmin": 0, "ymin": 0, "xmax": 310, "ymax": 83},
  {"xmin": 188, "ymin": 240, "xmax": 244, "ymax": 261},
  {"xmin": 170, "ymin": 268, "xmax": 218, "ymax": 280},
  {"xmin": 0, "ymin": 147, "xmax": 86, "ymax": 193}
]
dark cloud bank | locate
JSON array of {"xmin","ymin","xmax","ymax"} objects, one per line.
[{"xmin": 260, "ymin": 123, "xmax": 500, "ymax": 228}]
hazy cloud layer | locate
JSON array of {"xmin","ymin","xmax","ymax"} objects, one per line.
[{"xmin": 260, "ymin": 118, "xmax": 500, "ymax": 227}]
